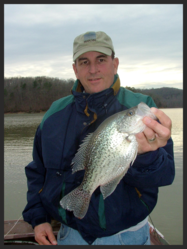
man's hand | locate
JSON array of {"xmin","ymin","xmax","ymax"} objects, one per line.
[
  {"xmin": 34, "ymin": 222, "xmax": 57, "ymax": 245},
  {"xmin": 136, "ymin": 107, "xmax": 172, "ymax": 154}
]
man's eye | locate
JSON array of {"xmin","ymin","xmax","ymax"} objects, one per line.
[
  {"xmin": 79, "ymin": 60, "xmax": 88, "ymax": 65},
  {"xmin": 99, "ymin": 58, "xmax": 104, "ymax": 62}
]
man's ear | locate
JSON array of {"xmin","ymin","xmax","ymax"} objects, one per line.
[
  {"xmin": 113, "ymin": 57, "xmax": 119, "ymax": 74},
  {"xmin": 72, "ymin": 63, "xmax": 78, "ymax": 78}
]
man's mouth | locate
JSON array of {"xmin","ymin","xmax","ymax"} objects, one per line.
[{"xmin": 88, "ymin": 78, "xmax": 101, "ymax": 82}]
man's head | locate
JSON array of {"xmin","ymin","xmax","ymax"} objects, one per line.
[
  {"xmin": 72, "ymin": 31, "xmax": 119, "ymax": 94},
  {"xmin": 73, "ymin": 31, "xmax": 115, "ymax": 61}
]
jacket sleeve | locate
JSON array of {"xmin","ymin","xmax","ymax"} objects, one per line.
[
  {"xmin": 22, "ymin": 125, "xmax": 51, "ymax": 228},
  {"xmin": 124, "ymin": 137, "xmax": 175, "ymax": 188}
]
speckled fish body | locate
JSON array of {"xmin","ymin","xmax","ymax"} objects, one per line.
[{"xmin": 60, "ymin": 102, "xmax": 157, "ymax": 219}]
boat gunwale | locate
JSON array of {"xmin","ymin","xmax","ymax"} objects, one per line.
[{"xmin": 4, "ymin": 219, "xmax": 169, "ymax": 245}]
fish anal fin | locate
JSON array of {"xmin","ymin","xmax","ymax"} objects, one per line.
[{"xmin": 100, "ymin": 169, "xmax": 128, "ymax": 199}]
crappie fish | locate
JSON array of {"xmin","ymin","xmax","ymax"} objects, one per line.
[{"xmin": 60, "ymin": 102, "xmax": 157, "ymax": 219}]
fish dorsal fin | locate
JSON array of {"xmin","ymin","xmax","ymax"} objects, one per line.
[{"xmin": 72, "ymin": 133, "xmax": 93, "ymax": 173}]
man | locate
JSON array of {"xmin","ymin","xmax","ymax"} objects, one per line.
[{"xmin": 22, "ymin": 31, "xmax": 175, "ymax": 245}]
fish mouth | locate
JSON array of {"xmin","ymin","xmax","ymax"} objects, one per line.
[
  {"xmin": 126, "ymin": 103, "xmax": 156, "ymax": 135},
  {"xmin": 136, "ymin": 102, "xmax": 156, "ymax": 120}
]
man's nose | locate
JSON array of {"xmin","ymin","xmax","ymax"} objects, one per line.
[{"xmin": 88, "ymin": 63, "xmax": 98, "ymax": 74}]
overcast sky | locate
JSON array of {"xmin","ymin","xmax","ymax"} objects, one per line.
[{"xmin": 4, "ymin": 4, "xmax": 183, "ymax": 89}]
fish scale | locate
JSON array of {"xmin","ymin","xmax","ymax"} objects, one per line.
[{"xmin": 60, "ymin": 102, "xmax": 157, "ymax": 219}]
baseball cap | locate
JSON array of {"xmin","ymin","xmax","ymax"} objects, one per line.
[{"xmin": 73, "ymin": 31, "xmax": 115, "ymax": 61}]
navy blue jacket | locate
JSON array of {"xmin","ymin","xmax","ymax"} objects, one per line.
[{"xmin": 22, "ymin": 74, "xmax": 175, "ymax": 244}]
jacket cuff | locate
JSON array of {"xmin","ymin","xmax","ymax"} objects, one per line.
[
  {"xmin": 31, "ymin": 215, "xmax": 51, "ymax": 229},
  {"xmin": 134, "ymin": 150, "xmax": 159, "ymax": 167}
]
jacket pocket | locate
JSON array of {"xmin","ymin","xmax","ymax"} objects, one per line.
[
  {"xmin": 57, "ymin": 223, "xmax": 71, "ymax": 242},
  {"xmin": 118, "ymin": 222, "xmax": 150, "ymax": 245},
  {"xmin": 39, "ymin": 167, "xmax": 84, "ymax": 222},
  {"xmin": 39, "ymin": 168, "xmax": 65, "ymax": 219}
]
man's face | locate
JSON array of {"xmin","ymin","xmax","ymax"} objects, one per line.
[{"xmin": 73, "ymin": 51, "xmax": 119, "ymax": 94}]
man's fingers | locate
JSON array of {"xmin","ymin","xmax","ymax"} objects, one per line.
[
  {"xmin": 47, "ymin": 231, "xmax": 58, "ymax": 245},
  {"xmin": 41, "ymin": 237, "xmax": 52, "ymax": 245},
  {"xmin": 142, "ymin": 126, "xmax": 156, "ymax": 141},
  {"xmin": 35, "ymin": 234, "xmax": 56, "ymax": 245},
  {"xmin": 143, "ymin": 116, "xmax": 171, "ymax": 140},
  {"xmin": 151, "ymin": 107, "xmax": 172, "ymax": 130},
  {"xmin": 136, "ymin": 108, "xmax": 172, "ymax": 154},
  {"xmin": 34, "ymin": 222, "xmax": 57, "ymax": 245},
  {"xmin": 35, "ymin": 234, "xmax": 52, "ymax": 245}
]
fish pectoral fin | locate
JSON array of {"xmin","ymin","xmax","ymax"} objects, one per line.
[
  {"xmin": 100, "ymin": 171, "xmax": 127, "ymax": 199},
  {"xmin": 130, "ymin": 143, "xmax": 138, "ymax": 166}
]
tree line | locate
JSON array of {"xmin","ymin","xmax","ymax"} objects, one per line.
[
  {"xmin": 4, "ymin": 76, "xmax": 183, "ymax": 113},
  {"xmin": 4, "ymin": 76, "xmax": 74, "ymax": 113},
  {"xmin": 125, "ymin": 86, "xmax": 183, "ymax": 108}
]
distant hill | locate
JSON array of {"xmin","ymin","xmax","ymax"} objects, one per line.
[{"xmin": 125, "ymin": 86, "xmax": 183, "ymax": 108}]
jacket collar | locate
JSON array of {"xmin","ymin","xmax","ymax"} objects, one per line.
[
  {"xmin": 71, "ymin": 74, "xmax": 120, "ymax": 96},
  {"xmin": 71, "ymin": 74, "xmax": 121, "ymax": 124}
]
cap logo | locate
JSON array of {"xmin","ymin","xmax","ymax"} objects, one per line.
[{"xmin": 84, "ymin": 32, "xmax": 96, "ymax": 43}]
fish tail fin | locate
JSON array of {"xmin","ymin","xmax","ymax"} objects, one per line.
[{"xmin": 60, "ymin": 187, "xmax": 91, "ymax": 219}]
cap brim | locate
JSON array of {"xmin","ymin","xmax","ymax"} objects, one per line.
[{"xmin": 73, "ymin": 47, "xmax": 112, "ymax": 61}]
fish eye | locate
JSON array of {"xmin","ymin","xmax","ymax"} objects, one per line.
[{"xmin": 128, "ymin": 110, "xmax": 134, "ymax": 116}]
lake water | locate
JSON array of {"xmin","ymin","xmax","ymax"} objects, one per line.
[{"xmin": 4, "ymin": 108, "xmax": 183, "ymax": 245}]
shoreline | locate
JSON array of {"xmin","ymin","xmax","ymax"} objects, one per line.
[
  {"xmin": 4, "ymin": 111, "xmax": 46, "ymax": 115},
  {"xmin": 4, "ymin": 107, "xmax": 182, "ymax": 115}
]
